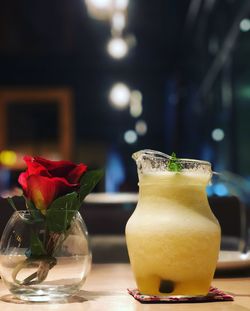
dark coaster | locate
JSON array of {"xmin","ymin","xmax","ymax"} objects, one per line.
[{"xmin": 127, "ymin": 287, "xmax": 234, "ymax": 303}]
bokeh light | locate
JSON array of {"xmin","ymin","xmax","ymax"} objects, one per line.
[
  {"xmin": 109, "ymin": 83, "xmax": 131, "ymax": 109},
  {"xmin": 114, "ymin": 0, "xmax": 129, "ymax": 10},
  {"xmin": 107, "ymin": 37, "xmax": 128, "ymax": 59},
  {"xmin": 111, "ymin": 12, "xmax": 126, "ymax": 33},
  {"xmin": 124, "ymin": 130, "xmax": 137, "ymax": 144},
  {"xmin": 0, "ymin": 150, "xmax": 17, "ymax": 166},
  {"xmin": 130, "ymin": 90, "xmax": 143, "ymax": 117},
  {"xmin": 135, "ymin": 120, "xmax": 147, "ymax": 136},
  {"xmin": 240, "ymin": 19, "xmax": 250, "ymax": 32},
  {"xmin": 211, "ymin": 128, "xmax": 225, "ymax": 142}
]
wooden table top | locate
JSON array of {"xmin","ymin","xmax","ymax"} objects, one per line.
[{"xmin": 0, "ymin": 264, "xmax": 249, "ymax": 310}]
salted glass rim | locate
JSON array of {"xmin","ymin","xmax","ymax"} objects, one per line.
[
  {"xmin": 132, "ymin": 149, "xmax": 213, "ymax": 178},
  {"xmin": 132, "ymin": 149, "xmax": 211, "ymax": 167}
]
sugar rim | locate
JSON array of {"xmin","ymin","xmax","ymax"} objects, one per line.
[{"xmin": 132, "ymin": 149, "xmax": 211, "ymax": 167}]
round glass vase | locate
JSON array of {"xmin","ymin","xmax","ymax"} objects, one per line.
[{"xmin": 0, "ymin": 210, "xmax": 91, "ymax": 302}]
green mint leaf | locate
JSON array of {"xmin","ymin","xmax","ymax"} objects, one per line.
[
  {"xmin": 78, "ymin": 169, "xmax": 104, "ymax": 203},
  {"xmin": 167, "ymin": 152, "xmax": 182, "ymax": 172},
  {"xmin": 46, "ymin": 192, "xmax": 80, "ymax": 233}
]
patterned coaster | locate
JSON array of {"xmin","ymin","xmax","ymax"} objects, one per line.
[{"xmin": 128, "ymin": 287, "xmax": 234, "ymax": 303}]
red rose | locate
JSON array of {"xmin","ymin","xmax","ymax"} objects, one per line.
[{"xmin": 18, "ymin": 156, "xmax": 87, "ymax": 212}]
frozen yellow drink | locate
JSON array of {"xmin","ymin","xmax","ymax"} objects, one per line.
[{"xmin": 126, "ymin": 153, "xmax": 221, "ymax": 296}]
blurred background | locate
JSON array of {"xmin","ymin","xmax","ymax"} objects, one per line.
[
  {"xmin": 0, "ymin": 0, "xmax": 250, "ymax": 193},
  {"xmin": 1, "ymin": 0, "xmax": 250, "ymax": 261}
]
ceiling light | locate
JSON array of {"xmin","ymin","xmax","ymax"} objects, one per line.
[
  {"xmin": 114, "ymin": 0, "xmax": 129, "ymax": 10},
  {"xmin": 109, "ymin": 83, "xmax": 131, "ymax": 109},
  {"xmin": 87, "ymin": 0, "xmax": 112, "ymax": 9},
  {"xmin": 111, "ymin": 12, "xmax": 126, "ymax": 33},
  {"xmin": 107, "ymin": 37, "xmax": 128, "ymax": 59},
  {"xmin": 85, "ymin": 0, "xmax": 113, "ymax": 20}
]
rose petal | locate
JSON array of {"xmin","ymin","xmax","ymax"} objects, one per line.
[
  {"xmin": 33, "ymin": 156, "xmax": 87, "ymax": 181},
  {"xmin": 67, "ymin": 164, "xmax": 88, "ymax": 183},
  {"xmin": 34, "ymin": 156, "xmax": 76, "ymax": 172},
  {"xmin": 24, "ymin": 156, "xmax": 50, "ymax": 177},
  {"xmin": 27, "ymin": 175, "xmax": 79, "ymax": 211},
  {"xmin": 18, "ymin": 172, "xmax": 29, "ymax": 195}
]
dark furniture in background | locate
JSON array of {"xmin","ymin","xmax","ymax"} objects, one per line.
[
  {"xmin": 0, "ymin": 88, "xmax": 74, "ymax": 168},
  {"xmin": 0, "ymin": 195, "xmax": 247, "ymax": 262}
]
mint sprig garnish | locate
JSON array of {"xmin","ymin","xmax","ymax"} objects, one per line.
[{"xmin": 167, "ymin": 152, "xmax": 182, "ymax": 172}]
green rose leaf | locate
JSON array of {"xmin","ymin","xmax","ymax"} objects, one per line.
[
  {"xmin": 25, "ymin": 198, "xmax": 44, "ymax": 223},
  {"xmin": 78, "ymin": 169, "xmax": 104, "ymax": 203},
  {"xmin": 26, "ymin": 231, "xmax": 47, "ymax": 258},
  {"xmin": 46, "ymin": 192, "xmax": 80, "ymax": 233}
]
